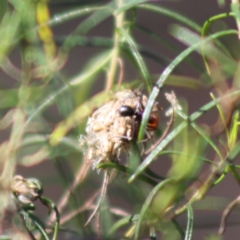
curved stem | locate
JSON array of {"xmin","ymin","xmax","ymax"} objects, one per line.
[
  {"xmin": 40, "ymin": 197, "xmax": 60, "ymax": 240},
  {"xmin": 201, "ymin": 12, "xmax": 234, "ymax": 74}
]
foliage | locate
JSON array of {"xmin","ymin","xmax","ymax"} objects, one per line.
[{"xmin": 0, "ymin": 0, "xmax": 240, "ymax": 239}]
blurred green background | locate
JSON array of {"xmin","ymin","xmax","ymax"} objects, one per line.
[{"xmin": 1, "ymin": 0, "xmax": 240, "ymax": 239}]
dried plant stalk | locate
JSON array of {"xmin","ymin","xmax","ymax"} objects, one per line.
[
  {"xmin": 80, "ymin": 89, "xmax": 159, "ymax": 225},
  {"xmin": 80, "ymin": 89, "xmax": 159, "ymax": 170}
]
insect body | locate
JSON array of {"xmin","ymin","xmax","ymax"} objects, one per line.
[
  {"xmin": 147, "ymin": 113, "xmax": 159, "ymax": 131},
  {"xmin": 118, "ymin": 104, "xmax": 159, "ymax": 133},
  {"xmin": 118, "ymin": 105, "xmax": 135, "ymax": 117}
]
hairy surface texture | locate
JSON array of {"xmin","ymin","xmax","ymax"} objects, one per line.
[{"xmin": 80, "ymin": 89, "xmax": 158, "ymax": 170}]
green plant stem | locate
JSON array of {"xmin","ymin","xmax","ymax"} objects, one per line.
[
  {"xmin": 134, "ymin": 179, "xmax": 172, "ymax": 239},
  {"xmin": 106, "ymin": 0, "xmax": 125, "ymax": 90},
  {"xmin": 137, "ymin": 29, "xmax": 237, "ymax": 142},
  {"xmin": 184, "ymin": 205, "xmax": 194, "ymax": 240},
  {"xmin": 201, "ymin": 12, "xmax": 235, "ymax": 74},
  {"xmin": 229, "ymin": 164, "xmax": 240, "ymax": 185},
  {"xmin": 202, "ymin": 13, "xmax": 234, "ymax": 36},
  {"xmin": 138, "ymin": 4, "xmax": 201, "ymax": 32},
  {"xmin": 48, "ymin": 6, "xmax": 103, "ymax": 27},
  {"xmin": 231, "ymin": 0, "xmax": 240, "ymax": 39},
  {"xmin": 108, "ymin": 216, "xmax": 133, "ymax": 236},
  {"xmin": 97, "ymin": 162, "xmax": 158, "ymax": 186},
  {"xmin": 119, "ymin": 28, "xmax": 152, "ymax": 92},
  {"xmin": 0, "ymin": 109, "xmax": 25, "ymax": 187},
  {"xmin": 130, "ymin": 88, "xmax": 240, "ymax": 183},
  {"xmin": 24, "ymin": 211, "xmax": 51, "ymax": 240},
  {"xmin": 172, "ymin": 219, "xmax": 185, "ymax": 239},
  {"xmin": 40, "ymin": 197, "xmax": 60, "ymax": 240}
]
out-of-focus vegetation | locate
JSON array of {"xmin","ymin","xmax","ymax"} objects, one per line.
[{"xmin": 0, "ymin": 0, "xmax": 240, "ymax": 239}]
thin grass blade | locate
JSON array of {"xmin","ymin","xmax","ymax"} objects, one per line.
[
  {"xmin": 114, "ymin": 0, "xmax": 149, "ymax": 15},
  {"xmin": 26, "ymin": 50, "xmax": 112, "ymax": 132},
  {"xmin": 48, "ymin": 6, "xmax": 104, "ymax": 27},
  {"xmin": 119, "ymin": 28, "xmax": 152, "ymax": 92},
  {"xmin": 138, "ymin": 4, "xmax": 201, "ymax": 32},
  {"xmin": 138, "ymin": 29, "xmax": 237, "ymax": 141},
  {"xmin": 134, "ymin": 179, "xmax": 172, "ymax": 240},
  {"xmin": 185, "ymin": 205, "xmax": 194, "ymax": 240},
  {"xmin": 131, "ymin": 89, "xmax": 240, "ymax": 183},
  {"xmin": 108, "ymin": 216, "xmax": 132, "ymax": 237}
]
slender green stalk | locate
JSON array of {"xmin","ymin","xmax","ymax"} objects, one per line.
[
  {"xmin": 134, "ymin": 179, "xmax": 172, "ymax": 239},
  {"xmin": 119, "ymin": 28, "xmax": 152, "ymax": 92},
  {"xmin": 231, "ymin": 1, "xmax": 240, "ymax": 39},
  {"xmin": 106, "ymin": 0, "xmax": 125, "ymax": 90},
  {"xmin": 130, "ymin": 89, "xmax": 240, "ymax": 183},
  {"xmin": 40, "ymin": 197, "xmax": 60, "ymax": 240},
  {"xmin": 184, "ymin": 205, "xmax": 194, "ymax": 240},
  {"xmin": 201, "ymin": 12, "xmax": 235, "ymax": 73},
  {"xmin": 138, "ymin": 29, "xmax": 237, "ymax": 142},
  {"xmin": 138, "ymin": 4, "xmax": 201, "ymax": 32}
]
